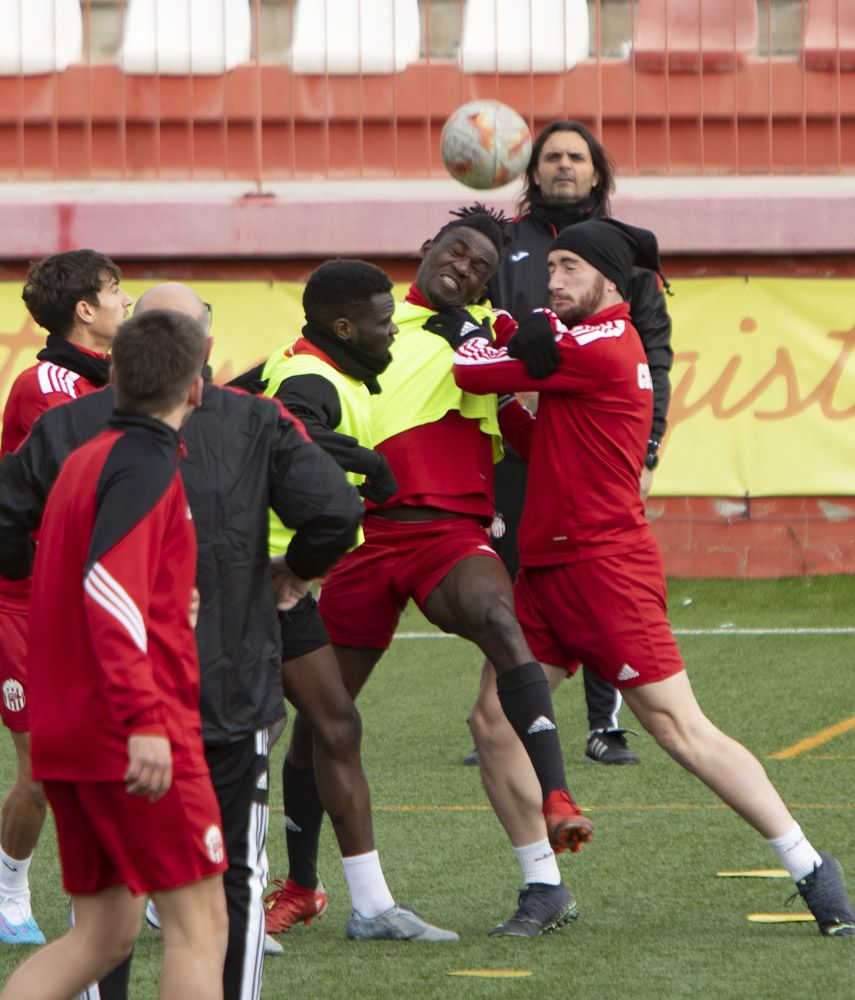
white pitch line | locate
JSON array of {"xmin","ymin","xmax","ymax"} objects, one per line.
[
  {"xmin": 393, "ymin": 627, "xmax": 855, "ymax": 640},
  {"xmin": 674, "ymin": 627, "xmax": 855, "ymax": 636}
]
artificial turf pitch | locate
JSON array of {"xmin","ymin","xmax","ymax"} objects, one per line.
[{"xmin": 2, "ymin": 576, "xmax": 853, "ymax": 999}]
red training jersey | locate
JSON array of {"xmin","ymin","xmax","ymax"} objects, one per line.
[{"xmin": 453, "ymin": 302, "xmax": 653, "ymax": 566}]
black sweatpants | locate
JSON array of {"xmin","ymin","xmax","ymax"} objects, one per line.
[{"xmin": 207, "ymin": 730, "xmax": 270, "ymax": 1000}]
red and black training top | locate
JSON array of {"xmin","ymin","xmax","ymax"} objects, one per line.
[{"xmin": 28, "ymin": 411, "xmax": 208, "ymax": 783}]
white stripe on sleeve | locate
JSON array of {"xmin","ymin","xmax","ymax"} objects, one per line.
[{"xmin": 84, "ymin": 561, "xmax": 148, "ymax": 653}]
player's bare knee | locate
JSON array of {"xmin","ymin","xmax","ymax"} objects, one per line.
[
  {"xmin": 466, "ymin": 599, "xmax": 518, "ymax": 650},
  {"xmin": 468, "ymin": 713, "xmax": 495, "ymax": 754},
  {"xmin": 160, "ymin": 888, "xmax": 228, "ymax": 954},
  {"xmin": 645, "ymin": 711, "xmax": 690, "ymax": 758},
  {"xmin": 468, "ymin": 702, "xmax": 509, "ymax": 754},
  {"xmin": 23, "ymin": 779, "xmax": 46, "ymax": 812},
  {"xmin": 75, "ymin": 922, "xmax": 136, "ymax": 968},
  {"xmin": 110, "ymin": 938, "xmax": 137, "ymax": 968},
  {"xmin": 318, "ymin": 703, "xmax": 362, "ymax": 759},
  {"xmin": 203, "ymin": 896, "xmax": 229, "ymax": 962},
  {"xmin": 468, "ymin": 705, "xmax": 488, "ymax": 744}
]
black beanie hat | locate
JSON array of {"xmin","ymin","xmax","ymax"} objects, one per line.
[{"xmin": 549, "ymin": 218, "xmax": 662, "ymax": 299}]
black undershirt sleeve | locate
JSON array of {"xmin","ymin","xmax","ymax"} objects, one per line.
[
  {"xmin": 628, "ymin": 268, "xmax": 673, "ymax": 444},
  {"xmin": 273, "ymin": 373, "xmax": 382, "ymax": 478}
]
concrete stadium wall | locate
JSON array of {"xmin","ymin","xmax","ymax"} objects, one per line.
[{"xmin": 0, "ymin": 177, "xmax": 853, "ymax": 579}]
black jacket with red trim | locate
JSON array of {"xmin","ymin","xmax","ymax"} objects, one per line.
[
  {"xmin": 30, "ymin": 412, "xmax": 208, "ymax": 780},
  {"xmin": 0, "ymin": 381, "xmax": 363, "ymax": 744}
]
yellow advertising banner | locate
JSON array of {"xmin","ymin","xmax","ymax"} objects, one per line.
[
  {"xmin": 658, "ymin": 277, "xmax": 855, "ymax": 496},
  {"xmin": 0, "ymin": 276, "xmax": 853, "ymax": 496},
  {"xmin": 0, "ymin": 280, "xmax": 307, "ymax": 396}
]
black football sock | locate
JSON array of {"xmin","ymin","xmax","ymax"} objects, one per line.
[
  {"xmin": 97, "ymin": 951, "xmax": 132, "ymax": 1000},
  {"xmin": 282, "ymin": 758, "xmax": 325, "ymax": 889},
  {"xmin": 496, "ymin": 661, "xmax": 568, "ymax": 799}
]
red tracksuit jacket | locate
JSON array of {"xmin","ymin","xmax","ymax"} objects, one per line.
[{"xmin": 28, "ymin": 412, "xmax": 208, "ymax": 782}]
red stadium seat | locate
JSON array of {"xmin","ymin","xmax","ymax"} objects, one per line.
[
  {"xmin": 804, "ymin": 0, "xmax": 855, "ymax": 70},
  {"xmin": 633, "ymin": 0, "xmax": 758, "ymax": 72}
]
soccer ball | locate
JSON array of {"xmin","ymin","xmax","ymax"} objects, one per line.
[{"xmin": 440, "ymin": 100, "xmax": 532, "ymax": 190}]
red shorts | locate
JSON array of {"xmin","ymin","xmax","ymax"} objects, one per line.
[
  {"xmin": 514, "ymin": 539, "xmax": 685, "ymax": 688},
  {"xmin": 45, "ymin": 772, "xmax": 227, "ymax": 896},
  {"xmin": 319, "ymin": 513, "xmax": 501, "ymax": 649},
  {"xmin": 0, "ymin": 608, "xmax": 29, "ymax": 732}
]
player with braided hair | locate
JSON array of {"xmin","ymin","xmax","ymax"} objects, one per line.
[{"xmin": 281, "ymin": 207, "xmax": 589, "ymax": 938}]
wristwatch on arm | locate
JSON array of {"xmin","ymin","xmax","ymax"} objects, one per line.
[{"xmin": 644, "ymin": 438, "xmax": 660, "ymax": 471}]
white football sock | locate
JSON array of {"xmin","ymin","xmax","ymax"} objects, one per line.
[
  {"xmin": 767, "ymin": 823, "xmax": 823, "ymax": 882},
  {"xmin": 0, "ymin": 849, "xmax": 33, "ymax": 921},
  {"xmin": 0, "ymin": 848, "xmax": 32, "ymax": 897},
  {"xmin": 514, "ymin": 838, "xmax": 561, "ymax": 886},
  {"xmin": 341, "ymin": 850, "xmax": 395, "ymax": 918}
]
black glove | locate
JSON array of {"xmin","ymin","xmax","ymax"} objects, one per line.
[
  {"xmin": 358, "ymin": 452, "xmax": 398, "ymax": 505},
  {"xmin": 422, "ymin": 307, "xmax": 491, "ymax": 349},
  {"xmin": 225, "ymin": 362, "xmax": 268, "ymax": 395},
  {"xmin": 506, "ymin": 312, "xmax": 560, "ymax": 378}
]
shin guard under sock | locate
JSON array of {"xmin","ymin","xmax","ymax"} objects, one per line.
[
  {"xmin": 282, "ymin": 758, "xmax": 325, "ymax": 888},
  {"xmin": 496, "ymin": 661, "xmax": 568, "ymax": 799}
]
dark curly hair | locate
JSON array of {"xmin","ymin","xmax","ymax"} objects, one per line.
[
  {"xmin": 433, "ymin": 202, "xmax": 512, "ymax": 254},
  {"xmin": 303, "ymin": 259, "xmax": 394, "ymax": 332}
]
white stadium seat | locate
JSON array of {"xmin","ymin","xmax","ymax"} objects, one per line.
[
  {"xmin": 460, "ymin": 0, "xmax": 589, "ymax": 74},
  {"xmin": 120, "ymin": 0, "xmax": 251, "ymax": 75},
  {"xmin": 0, "ymin": 0, "xmax": 83, "ymax": 75},
  {"xmin": 290, "ymin": 0, "xmax": 421, "ymax": 74}
]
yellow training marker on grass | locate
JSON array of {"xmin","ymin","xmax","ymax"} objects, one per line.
[
  {"xmin": 747, "ymin": 913, "xmax": 814, "ymax": 923},
  {"xmin": 448, "ymin": 970, "xmax": 533, "ymax": 978},
  {"xmin": 770, "ymin": 714, "xmax": 855, "ymax": 758},
  {"xmin": 717, "ymin": 869, "xmax": 789, "ymax": 878}
]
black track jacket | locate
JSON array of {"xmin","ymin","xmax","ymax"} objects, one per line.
[{"xmin": 0, "ymin": 382, "xmax": 364, "ymax": 744}]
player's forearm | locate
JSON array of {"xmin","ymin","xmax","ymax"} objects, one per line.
[{"xmin": 453, "ymin": 339, "xmax": 538, "ymax": 395}]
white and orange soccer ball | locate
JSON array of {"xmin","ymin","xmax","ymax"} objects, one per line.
[{"xmin": 440, "ymin": 100, "xmax": 532, "ymax": 190}]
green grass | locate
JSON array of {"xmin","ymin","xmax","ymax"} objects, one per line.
[{"xmin": 5, "ymin": 577, "xmax": 855, "ymax": 998}]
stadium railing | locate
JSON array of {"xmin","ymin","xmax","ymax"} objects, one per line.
[{"xmin": 0, "ymin": 0, "xmax": 852, "ymax": 181}]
